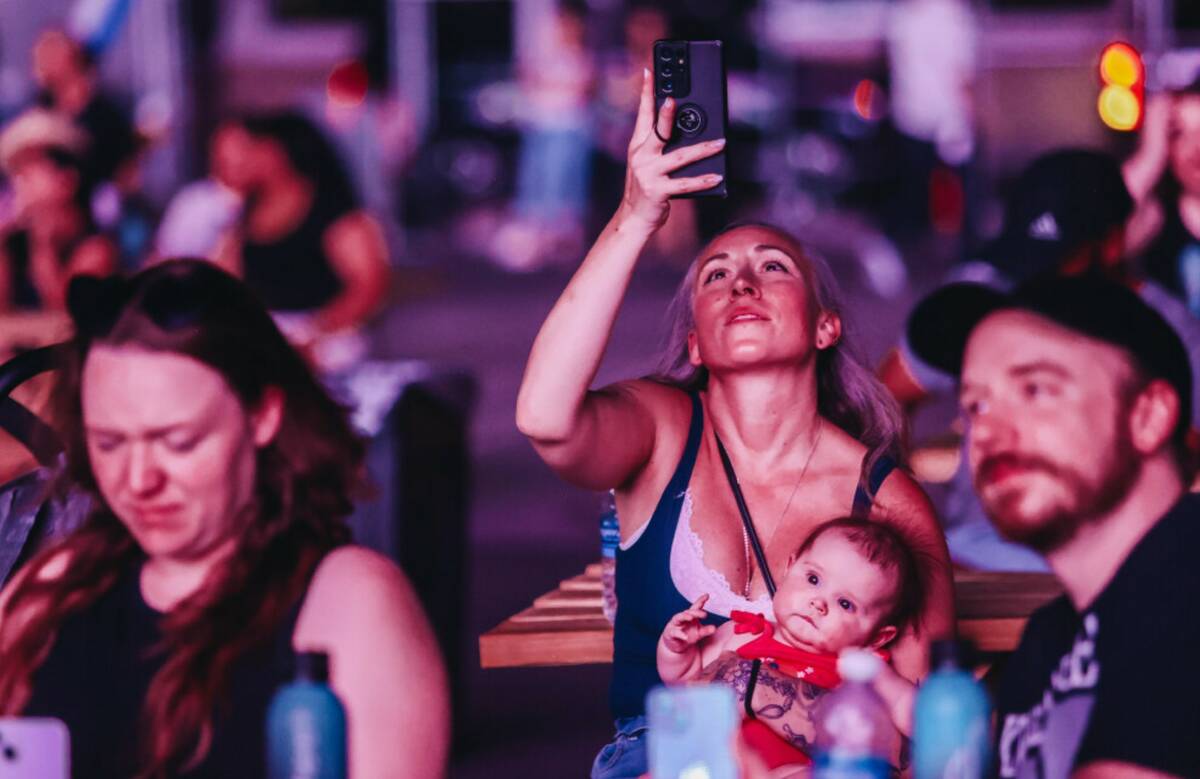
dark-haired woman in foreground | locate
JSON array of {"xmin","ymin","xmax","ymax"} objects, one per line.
[
  {"xmin": 517, "ymin": 73, "xmax": 953, "ymax": 779},
  {"xmin": 0, "ymin": 261, "xmax": 448, "ymax": 778}
]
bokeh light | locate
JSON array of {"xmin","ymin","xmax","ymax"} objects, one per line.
[
  {"xmin": 1099, "ymin": 42, "xmax": 1142, "ymax": 88},
  {"xmin": 327, "ymin": 60, "xmax": 369, "ymax": 109},
  {"xmin": 1098, "ymin": 84, "xmax": 1141, "ymax": 131}
]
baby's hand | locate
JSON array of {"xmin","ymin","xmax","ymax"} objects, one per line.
[{"xmin": 661, "ymin": 595, "xmax": 717, "ymax": 654}]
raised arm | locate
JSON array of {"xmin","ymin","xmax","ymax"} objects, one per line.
[
  {"xmin": 516, "ymin": 70, "xmax": 723, "ymax": 490},
  {"xmin": 1123, "ymin": 93, "xmax": 1171, "ymax": 206}
]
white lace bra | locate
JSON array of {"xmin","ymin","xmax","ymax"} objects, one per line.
[{"xmin": 668, "ymin": 490, "xmax": 772, "ymax": 617}]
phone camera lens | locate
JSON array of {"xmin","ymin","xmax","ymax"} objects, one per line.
[
  {"xmin": 661, "ymin": 80, "xmax": 674, "ymax": 94},
  {"xmin": 659, "ymin": 48, "xmax": 674, "ymax": 62},
  {"xmin": 660, "ymin": 66, "xmax": 673, "ymax": 78}
]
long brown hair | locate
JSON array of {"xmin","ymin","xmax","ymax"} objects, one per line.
[{"xmin": 0, "ymin": 260, "xmax": 366, "ymax": 776}]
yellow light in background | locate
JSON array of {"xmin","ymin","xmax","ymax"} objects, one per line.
[
  {"xmin": 1099, "ymin": 43, "xmax": 1141, "ymax": 88},
  {"xmin": 1098, "ymin": 41, "xmax": 1143, "ymax": 132},
  {"xmin": 1098, "ymin": 85, "xmax": 1141, "ymax": 131}
]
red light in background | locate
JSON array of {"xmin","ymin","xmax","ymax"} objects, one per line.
[
  {"xmin": 327, "ymin": 60, "xmax": 369, "ymax": 108},
  {"xmin": 853, "ymin": 79, "xmax": 878, "ymax": 121}
]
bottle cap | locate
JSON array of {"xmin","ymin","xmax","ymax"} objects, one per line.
[
  {"xmin": 930, "ymin": 639, "xmax": 973, "ymax": 670},
  {"xmin": 837, "ymin": 649, "xmax": 881, "ymax": 682},
  {"xmin": 296, "ymin": 651, "xmax": 331, "ymax": 683}
]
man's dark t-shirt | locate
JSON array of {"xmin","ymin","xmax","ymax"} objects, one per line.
[{"xmin": 995, "ymin": 493, "xmax": 1200, "ymax": 778}]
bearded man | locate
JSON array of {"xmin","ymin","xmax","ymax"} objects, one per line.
[{"xmin": 911, "ymin": 275, "xmax": 1200, "ymax": 779}]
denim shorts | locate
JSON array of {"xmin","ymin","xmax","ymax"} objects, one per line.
[{"xmin": 590, "ymin": 715, "xmax": 648, "ymax": 779}]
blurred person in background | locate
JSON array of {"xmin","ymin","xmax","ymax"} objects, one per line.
[
  {"xmin": 0, "ymin": 109, "xmax": 116, "ymax": 315},
  {"xmin": 1124, "ymin": 82, "xmax": 1200, "ymax": 316},
  {"xmin": 30, "ymin": 27, "xmax": 139, "ymax": 192},
  {"xmin": 881, "ymin": 148, "xmax": 1200, "ymax": 571},
  {"xmin": 518, "ymin": 74, "xmax": 952, "ymax": 779},
  {"xmin": 886, "ymin": 0, "xmax": 977, "ymax": 244},
  {"xmin": 596, "ymin": 2, "xmax": 698, "ymax": 263},
  {"xmin": 153, "ymin": 120, "xmax": 246, "ymax": 262},
  {"xmin": 0, "ymin": 260, "xmax": 449, "ymax": 779},
  {"xmin": 493, "ymin": 1, "xmax": 596, "ymax": 271},
  {"xmin": 211, "ymin": 112, "xmax": 390, "ymax": 374}
]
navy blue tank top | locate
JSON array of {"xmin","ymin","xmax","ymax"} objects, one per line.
[{"xmin": 609, "ymin": 392, "xmax": 896, "ymax": 718}]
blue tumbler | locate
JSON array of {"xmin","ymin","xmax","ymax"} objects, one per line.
[
  {"xmin": 267, "ymin": 651, "xmax": 348, "ymax": 779},
  {"xmin": 912, "ymin": 640, "xmax": 991, "ymax": 779}
]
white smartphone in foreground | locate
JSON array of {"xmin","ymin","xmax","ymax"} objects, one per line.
[{"xmin": 0, "ymin": 718, "xmax": 69, "ymax": 779}]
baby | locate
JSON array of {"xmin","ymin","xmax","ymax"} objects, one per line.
[{"xmin": 656, "ymin": 517, "xmax": 924, "ymax": 772}]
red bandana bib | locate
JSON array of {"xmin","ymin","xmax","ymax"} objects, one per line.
[{"xmin": 731, "ymin": 610, "xmax": 889, "ymax": 688}]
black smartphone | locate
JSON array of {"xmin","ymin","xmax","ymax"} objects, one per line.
[{"xmin": 653, "ymin": 39, "xmax": 728, "ymax": 198}]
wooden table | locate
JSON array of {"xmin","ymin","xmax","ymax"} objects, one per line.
[{"xmin": 479, "ymin": 565, "xmax": 1062, "ymax": 669}]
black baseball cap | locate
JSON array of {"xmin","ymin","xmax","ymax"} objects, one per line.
[
  {"xmin": 908, "ymin": 275, "xmax": 1193, "ymax": 440},
  {"xmin": 981, "ymin": 149, "xmax": 1133, "ymax": 282}
]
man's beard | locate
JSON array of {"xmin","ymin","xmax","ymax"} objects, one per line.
[{"xmin": 975, "ymin": 429, "xmax": 1141, "ymax": 553}]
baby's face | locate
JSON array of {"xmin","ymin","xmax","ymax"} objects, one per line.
[{"xmin": 771, "ymin": 530, "xmax": 899, "ymax": 654}]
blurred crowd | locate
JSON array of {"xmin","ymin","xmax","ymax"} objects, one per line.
[{"xmin": 6, "ymin": 2, "xmax": 1200, "ymax": 570}]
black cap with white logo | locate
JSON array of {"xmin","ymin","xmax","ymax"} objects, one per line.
[{"xmin": 980, "ymin": 149, "xmax": 1134, "ymax": 282}]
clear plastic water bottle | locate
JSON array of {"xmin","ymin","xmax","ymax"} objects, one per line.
[
  {"xmin": 913, "ymin": 640, "xmax": 991, "ymax": 779},
  {"xmin": 267, "ymin": 651, "xmax": 348, "ymax": 779},
  {"xmin": 600, "ymin": 492, "xmax": 619, "ymax": 624},
  {"xmin": 811, "ymin": 650, "xmax": 893, "ymax": 779}
]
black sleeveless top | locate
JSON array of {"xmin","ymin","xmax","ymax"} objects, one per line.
[
  {"xmin": 23, "ymin": 562, "xmax": 308, "ymax": 778},
  {"xmin": 610, "ymin": 392, "xmax": 897, "ymax": 718},
  {"xmin": 241, "ymin": 190, "xmax": 349, "ymax": 312}
]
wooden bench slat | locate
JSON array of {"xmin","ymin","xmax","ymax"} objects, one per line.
[{"xmin": 480, "ymin": 566, "xmax": 1063, "ymax": 669}]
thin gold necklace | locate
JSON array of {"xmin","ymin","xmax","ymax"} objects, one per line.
[{"xmin": 741, "ymin": 418, "xmax": 823, "ymax": 598}]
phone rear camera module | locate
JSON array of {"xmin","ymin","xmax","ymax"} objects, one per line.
[{"xmin": 676, "ymin": 104, "xmax": 706, "ymax": 135}]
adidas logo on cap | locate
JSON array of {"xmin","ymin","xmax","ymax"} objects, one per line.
[{"xmin": 1027, "ymin": 212, "xmax": 1061, "ymax": 241}]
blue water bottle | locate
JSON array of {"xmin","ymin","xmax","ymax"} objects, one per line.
[
  {"xmin": 267, "ymin": 651, "xmax": 348, "ymax": 779},
  {"xmin": 600, "ymin": 491, "xmax": 620, "ymax": 624},
  {"xmin": 913, "ymin": 639, "xmax": 991, "ymax": 779}
]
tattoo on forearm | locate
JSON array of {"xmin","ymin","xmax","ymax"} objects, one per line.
[{"xmin": 704, "ymin": 655, "xmax": 826, "ymax": 750}]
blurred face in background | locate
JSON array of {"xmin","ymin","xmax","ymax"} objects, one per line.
[
  {"xmin": 238, "ymin": 133, "xmax": 297, "ymax": 193},
  {"xmin": 625, "ymin": 8, "xmax": 668, "ymax": 61},
  {"xmin": 9, "ymin": 149, "xmax": 79, "ymax": 217},
  {"xmin": 32, "ymin": 30, "xmax": 84, "ymax": 92},
  {"xmin": 551, "ymin": 10, "xmax": 586, "ymax": 51},
  {"xmin": 209, "ymin": 122, "xmax": 255, "ymax": 193},
  {"xmin": 1170, "ymin": 94, "xmax": 1200, "ymax": 195}
]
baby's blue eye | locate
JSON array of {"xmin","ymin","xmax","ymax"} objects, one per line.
[
  {"xmin": 838, "ymin": 599, "xmax": 854, "ymax": 612},
  {"xmin": 807, "ymin": 573, "xmax": 819, "ymax": 586}
]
